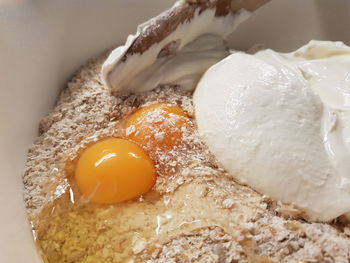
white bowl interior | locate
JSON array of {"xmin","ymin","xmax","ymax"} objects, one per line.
[{"xmin": 0, "ymin": 0, "xmax": 349, "ymax": 262}]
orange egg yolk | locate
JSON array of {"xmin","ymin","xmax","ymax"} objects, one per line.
[
  {"xmin": 75, "ymin": 138, "xmax": 156, "ymax": 204},
  {"xmin": 124, "ymin": 103, "xmax": 191, "ymax": 152}
]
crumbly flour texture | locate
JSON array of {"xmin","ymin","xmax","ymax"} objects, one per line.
[{"xmin": 24, "ymin": 56, "xmax": 350, "ymax": 263}]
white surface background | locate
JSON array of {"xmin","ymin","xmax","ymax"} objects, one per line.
[{"xmin": 0, "ymin": 0, "xmax": 349, "ymax": 262}]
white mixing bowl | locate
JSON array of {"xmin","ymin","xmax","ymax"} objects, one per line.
[{"xmin": 0, "ymin": 0, "xmax": 349, "ymax": 262}]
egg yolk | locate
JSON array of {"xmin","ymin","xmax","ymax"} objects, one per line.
[
  {"xmin": 124, "ymin": 103, "xmax": 191, "ymax": 151},
  {"xmin": 75, "ymin": 138, "xmax": 156, "ymax": 204}
]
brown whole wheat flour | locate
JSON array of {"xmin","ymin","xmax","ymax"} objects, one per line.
[{"xmin": 23, "ymin": 55, "xmax": 350, "ymax": 263}]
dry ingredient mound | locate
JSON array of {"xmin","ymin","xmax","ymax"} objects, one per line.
[{"xmin": 23, "ymin": 56, "xmax": 350, "ymax": 263}]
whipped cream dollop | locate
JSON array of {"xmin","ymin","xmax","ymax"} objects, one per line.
[{"xmin": 194, "ymin": 41, "xmax": 350, "ymax": 221}]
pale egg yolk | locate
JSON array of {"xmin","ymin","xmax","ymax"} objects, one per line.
[
  {"xmin": 75, "ymin": 138, "xmax": 156, "ymax": 204},
  {"xmin": 124, "ymin": 103, "xmax": 191, "ymax": 152}
]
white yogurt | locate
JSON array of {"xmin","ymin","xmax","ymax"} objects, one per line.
[{"xmin": 194, "ymin": 41, "xmax": 350, "ymax": 221}]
